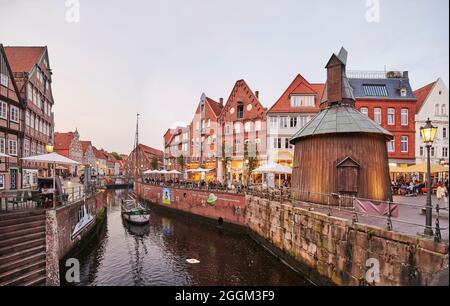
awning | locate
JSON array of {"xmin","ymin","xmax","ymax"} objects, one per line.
[
  {"xmin": 187, "ymin": 167, "xmax": 212, "ymax": 173},
  {"xmin": 406, "ymin": 163, "xmax": 449, "ymax": 173},
  {"xmin": 252, "ymin": 163, "xmax": 292, "ymax": 174},
  {"xmin": 21, "ymin": 152, "xmax": 80, "ymax": 165}
]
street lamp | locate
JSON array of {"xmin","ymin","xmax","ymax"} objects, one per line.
[{"xmin": 420, "ymin": 118, "xmax": 438, "ymax": 236}]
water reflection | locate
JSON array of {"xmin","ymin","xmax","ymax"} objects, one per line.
[{"xmin": 63, "ymin": 190, "xmax": 310, "ymax": 286}]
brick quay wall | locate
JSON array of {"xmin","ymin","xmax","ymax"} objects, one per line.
[
  {"xmin": 46, "ymin": 192, "xmax": 106, "ymax": 286},
  {"xmin": 137, "ymin": 183, "xmax": 449, "ymax": 286}
]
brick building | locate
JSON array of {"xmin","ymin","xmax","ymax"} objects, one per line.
[
  {"xmin": 218, "ymin": 80, "xmax": 267, "ymax": 185},
  {"xmin": 188, "ymin": 93, "xmax": 223, "ymax": 181},
  {"xmin": 126, "ymin": 144, "xmax": 163, "ymax": 176},
  {"xmin": 164, "ymin": 125, "xmax": 190, "ymax": 172},
  {"xmin": 348, "ymin": 71, "xmax": 416, "ymax": 167},
  {"xmin": 4, "ymin": 46, "xmax": 55, "ymax": 183},
  {"xmin": 0, "ymin": 45, "xmax": 23, "ymax": 190},
  {"xmin": 54, "ymin": 130, "xmax": 83, "ymax": 175},
  {"xmin": 267, "ymin": 74, "xmax": 325, "ymax": 167}
]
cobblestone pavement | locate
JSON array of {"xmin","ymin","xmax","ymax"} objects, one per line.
[{"xmin": 292, "ymin": 194, "xmax": 449, "ymax": 242}]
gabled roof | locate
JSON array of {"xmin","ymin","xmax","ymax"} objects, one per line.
[
  {"xmin": 0, "ymin": 44, "xmax": 21, "ymax": 99},
  {"xmin": 221, "ymin": 79, "xmax": 266, "ymax": 119},
  {"xmin": 413, "ymin": 80, "xmax": 436, "ymax": 114},
  {"xmin": 54, "ymin": 132, "xmax": 76, "ymax": 150},
  {"xmin": 93, "ymin": 146, "xmax": 107, "ymax": 159},
  {"xmin": 3, "ymin": 46, "xmax": 45, "ymax": 73},
  {"xmin": 268, "ymin": 74, "xmax": 325, "ymax": 113},
  {"xmin": 138, "ymin": 144, "xmax": 163, "ymax": 158},
  {"xmin": 206, "ymin": 97, "xmax": 223, "ymax": 117},
  {"xmin": 80, "ymin": 141, "xmax": 92, "ymax": 154}
]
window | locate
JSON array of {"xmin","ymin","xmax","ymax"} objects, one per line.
[
  {"xmin": 442, "ymin": 104, "xmax": 447, "ymax": 116},
  {"xmin": 234, "ymin": 122, "xmax": 241, "ymax": 133},
  {"xmin": 285, "ymin": 138, "xmax": 290, "ymax": 149},
  {"xmin": 290, "ymin": 95, "xmax": 315, "ymax": 107},
  {"xmin": 435, "ymin": 104, "xmax": 440, "ymax": 116},
  {"xmin": 279, "ymin": 117, "xmax": 288, "ymax": 128},
  {"xmin": 290, "ymin": 117, "xmax": 297, "ymax": 128},
  {"xmin": 237, "ymin": 102, "xmax": 244, "ymax": 119},
  {"xmin": 443, "ymin": 147, "xmax": 448, "ymax": 158},
  {"xmin": 400, "ymin": 109, "xmax": 408, "ymax": 126},
  {"xmin": 0, "ymin": 138, "xmax": 5, "ymax": 154},
  {"xmin": 431, "ymin": 147, "xmax": 435, "ymax": 157},
  {"xmin": 360, "ymin": 107, "xmax": 368, "ymax": 116},
  {"xmin": 419, "ymin": 146, "xmax": 423, "ymax": 156},
  {"xmin": 224, "ymin": 124, "xmax": 231, "ymax": 135},
  {"xmin": 25, "ymin": 111, "xmax": 30, "ymax": 126},
  {"xmin": 24, "ymin": 139, "xmax": 30, "ymax": 157},
  {"xmin": 271, "ymin": 138, "xmax": 278, "ymax": 149},
  {"xmin": 0, "ymin": 175, "xmax": 3, "ymax": 190},
  {"xmin": 387, "ymin": 108, "xmax": 395, "ymax": 125},
  {"xmin": 0, "ymin": 102, "xmax": 7, "ymax": 119},
  {"xmin": 244, "ymin": 121, "xmax": 252, "ymax": 132},
  {"xmin": 196, "ymin": 121, "xmax": 200, "ymax": 131},
  {"xmin": 201, "ymin": 120, "xmax": 205, "ymax": 129},
  {"xmin": 270, "ymin": 117, "xmax": 278, "ymax": 129},
  {"xmin": 0, "ymin": 73, "xmax": 8, "ymax": 87},
  {"xmin": 374, "ymin": 108, "xmax": 382, "ymax": 124},
  {"xmin": 27, "ymin": 84, "xmax": 32, "ymax": 101},
  {"xmin": 8, "ymin": 140, "xmax": 17, "ymax": 156},
  {"xmin": 10, "ymin": 106, "xmax": 19, "ymax": 123},
  {"xmin": 255, "ymin": 120, "xmax": 262, "ymax": 131},
  {"xmin": 234, "ymin": 140, "xmax": 240, "ymax": 153},
  {"xmin": 400, "ymin": 88, "xmax": 407, "ymax": 97},
  {"xmin": 387, "ymin": 139, "xmax": 395, "ymax": 152},
  {"xmin": 443, "ymin": 127, "xmax": 447, "ymax": 139},
  {"xmin": 400, "ymin": 136, "xmax": 408, "ymax": 152},
  {"xmin": 363, "ymin": 85, "xmax": 388, "ymax": 97},
  {"xmin": 207, "ymin": 119, "xmax": 211, "ymax": 128}
]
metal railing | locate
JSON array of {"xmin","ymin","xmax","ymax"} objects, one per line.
[{"xmin": 139, "ymin": 180, "xmax": 448, "ymax": 242}]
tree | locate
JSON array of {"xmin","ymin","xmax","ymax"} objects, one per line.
[
  {"xmin": 151, "ymin": 157, "xmax": 159, "ymax": 170},
  {"xmin": 244, "ymin": 141, "xmax": 258, "ymax": 187},
  {"xmin": 221, "ymin": 142, "xmax": 231, "ymax": 184},
  {"xmin": 111, "ymin": 152, "xmax": 122, "ymax": 160},
  {"xmin": 177, "ymin": 154, "xmax": 186, "ymax": 172}
]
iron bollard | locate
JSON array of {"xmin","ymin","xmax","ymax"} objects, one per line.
[{"xmin": 434, "ymin": 204, "xmax": 442, "ymax": 243}]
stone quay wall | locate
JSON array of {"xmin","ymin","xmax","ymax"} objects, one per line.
[
  {"xmin": 137, "ymin": 183, "xmax": 449, "ymax": 286},
  {"xmin": 45, "ymin": 192, "xmax": 105, "ymax": 286}
]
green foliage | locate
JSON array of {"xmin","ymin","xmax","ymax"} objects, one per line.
[
  {"xmin": 151, "ymin": 157, "xmax": 159, "ymax": 170},
  {"xmin": 96, "ymin": 209, "xmax": 106, "ymax": 222},
  {"xmin": 177, "ymin": 154, "xmax": 186, "ymax": 171},
  {"xmin": 244, "ymin": 141, "xmax": 258, "ymax": 186},
  {"xmin": 111, "ymin": 152, "xmax": 122, "ymax": 160}
]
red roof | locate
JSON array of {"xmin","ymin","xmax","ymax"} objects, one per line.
[
  {"xmin": 4, "ymin": 46, "xmax": 45, "ymax": 73},
  {"xmin": 268, "ymin": 74, "xmax": 325, "ymax": 113},
  {"xmin": 138, "ymin": 144, "xmax": 163, "ymax": 157},
  {"xmin": 206, "ymin": 97, "xmax": 223, "ymax": 117},
  {"xmin": 80, "ymin": 141, "xmax": 92, "ymax": 154},
  {"xmin": 414, "ymin": 81, "xmax": 436, "ymax": 114},
  {"xmin": 54, "ymin": 132, "xmax": 75, "ymax": 150},
  {"xmin": 92, "ymin": 146, "xmax": 107, "ymax": 159}
]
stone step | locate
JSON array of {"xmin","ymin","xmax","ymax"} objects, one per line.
[
  {"xmin": 0, "ymin": 237, "xmax": 45, "ymax": 256},
  {"xmin": 0, "ymin": 259, "xmax": 46, "ymax": 285},
  {"xmin": 0, "ymin": 220, "xmax": 46, "ymax": 234},
  {"xmin": 0, "ymin": 225, "xmax": 46, "ymax": 241},
  {"xmin": 0, "ymin": 210, "xmax": 45, "ymax": 222},
  {"xmin": 0, "ymin": 251, "xmax": 46, "ymax": 274},
  {"xmin": 0, "ymin": 245, "xmax": 45, "ymax": 266},
  {"xmin": 0, "ymin": 266, "xmax": 46, "ymax": 286},
  {"xmin": 0, "ymin": 214, "xmax": 45, "ymax": 227}
]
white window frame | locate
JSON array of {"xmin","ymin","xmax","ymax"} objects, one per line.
[
  {"xmin": 400, "ymin": 136, "xmax": 408, "ymax": 153},
  {"xmin": 387, "ymin": 139, "xmax": 395, "ymax": 152},
  {"xmin": 0, "ymin": 73, "xmax": 8, "ymax": 87},
  {"xmin": 400, "ymin": 108, "xmax": 408, "ymax": 126},
  {"xmin": 387, "ymin": 108, "xmax": 395, "ymax": 125},
  {"xmin": 374, "ymin": 108, "xmax": 382, "ymax": 124},
  {"xmin": 255, "ymin": 120, "xmax": 262, "ymax": 131},
  {"xmin": 8, "ymin": 139, "xmax": 18, "ymax": 156},
  {"xmin": 0, "ymin": 101, "xmax": 7, "ymax": 119},
  {"xmin": 244, "ymin": 121, "xmax": 252, "ymax": 133},
  {"xmin": 10, "ymin": 106, "xmax": 19, "ymax": 123},
  {"xmin": 0, "ymin": 138, "xmax": 5, "ymax": 154},
  {"xmin": 360, "ymin": 107, "xmax": 369, "ymax": 116}
]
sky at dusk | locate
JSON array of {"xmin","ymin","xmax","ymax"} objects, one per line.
[{"xmin": 1, "ymin": 0, "xmax": 448, "ymax": 154}]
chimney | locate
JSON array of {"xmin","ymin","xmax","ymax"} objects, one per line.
[
  {"xmin": 255, "ymin": 91, "xmax": 259, "ymax": 99},
  {"xmin": 403, "ymin": 71, "xmax": 409, "ymax": 79},
  {"xmin": 219, "ymin": 97, "xmax": 223, "ymax": 106}
]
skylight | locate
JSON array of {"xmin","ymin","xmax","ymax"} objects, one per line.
[{"xmin": 363, "ymin": 85, "xmax": 388, "ymax": 97}]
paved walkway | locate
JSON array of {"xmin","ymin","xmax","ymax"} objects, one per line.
[{"xmin": 292, "ymin": 195, "xmax": 449, "ymax": 242}]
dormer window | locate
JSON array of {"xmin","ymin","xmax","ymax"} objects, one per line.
[
  {"xmin": 291, "ymin": 95, "xmax": 315, "ymax": 107},
  {"xmin": 400, "ymin": 87, "xmax": 407, "ymax": 97}
]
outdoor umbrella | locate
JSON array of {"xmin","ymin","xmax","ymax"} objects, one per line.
[
  {"xmin": 21, "ymin": 152, "xmax": 80, "ymax": 208},
  {"xmin": 252, "ymin": 163, "xmax": 292, "ymax": 188},
  {"xmin": 406, "ymin": 163, "xmax": 449, "ymax": 173},
  {"xmin": 0, "ymin": 153, "xmax": 13, "ymax": 158},
  {"xmin": 389, "ymin": 165, "xmax": 410, "ymax": 173}
]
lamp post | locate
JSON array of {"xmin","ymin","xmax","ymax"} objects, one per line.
[
  {"xmin": 45, "ymin": 142, "xmax": 56, "ymax": 208},
  {"xmin": 420, "ymin": 118, "xmax": 437, "ymax": 236}
]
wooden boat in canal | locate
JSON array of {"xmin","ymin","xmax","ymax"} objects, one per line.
[{"xmin": 121, "ymin": 113, "xmax": 150, "ymax": 225}]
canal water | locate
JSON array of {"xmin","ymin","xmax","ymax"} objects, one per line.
[{"xmin": 63, "ymin": 190, "xmax": 310, "ymax": 286}]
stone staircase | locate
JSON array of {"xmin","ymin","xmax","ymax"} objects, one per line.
[{"xmin": 0, "ymin": 210, "xmax": 47, "ymax": 286}]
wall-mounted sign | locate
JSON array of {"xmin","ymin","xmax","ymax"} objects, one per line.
[
  {"xmin": 162, "ymin": 188, "xmax": 171, "ymax": 205},
  {"xmin": 207, "ymin": 193, "xmax": 218, "ymax": 206}
]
